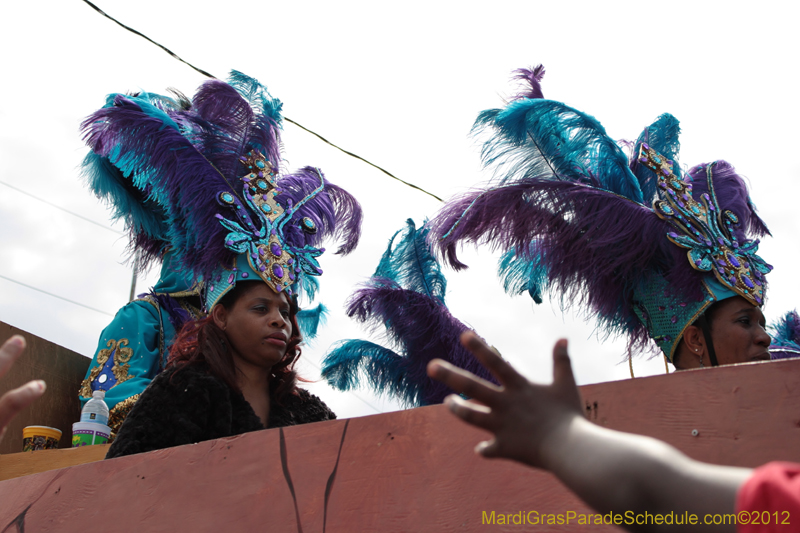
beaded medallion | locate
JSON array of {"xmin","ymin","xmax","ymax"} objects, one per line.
[
  {"xmin": 214, "ymin": 151, "xmax": 324, "ymax": 296},
  {"xmin": 638, "ymin": 144, "xmax": 772, "ymax": 306}
]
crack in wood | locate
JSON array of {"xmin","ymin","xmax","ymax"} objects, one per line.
[
  {"xmin": 323, "ymin": 419, "xmax": 349, "ymax": 533},
  {"xmin": 279, "ymin": 427, "xmax": 303, "ymax": 533},
  {"xmin": 2, "ymin": 470, "xmax": 67, "ymax": 532},
  {"xmin": 1, "ymin": 505, "xmax": 28, "ymax": 533},
  {"xmin": 279, "ymin": 419, "xmax": 350, "ymax": 533}
]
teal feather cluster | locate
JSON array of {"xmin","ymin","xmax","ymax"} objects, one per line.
[
  {"xmin": 473, "ymin": 99, "xmax": 643, "ymax": 202},
  {"xmin": 497, "ymin": 246, "xmax": 546, "ymax": 304},
  {"xmin": 768, "ymin": 310, "xmax": 800, "ymax": 360},
  {"xmin": 373, "ymin": 218, "xmax": 447, "ymax": 303},
  {"xmin": 629, "ymin": 113, "xmax": 682, "ymax": 202},
  {"xmin": 296, "ymin": 303, "xmax": 328, "ymax": 340},
  {"xmin": 321, "ymin": 219, "xmax": 495, "ymax": 407}
]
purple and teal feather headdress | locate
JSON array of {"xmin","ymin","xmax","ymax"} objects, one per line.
[
  {"xmin": 429, "ymin": 66, "xmax": 772, "ymax": 361},
  {"xmin": 81, "ymin": 71, "xmax": 362, "ymax": 308},
  {"xmin": 321, "ymin": 219, "xmax": 498, "ymax": 407}
]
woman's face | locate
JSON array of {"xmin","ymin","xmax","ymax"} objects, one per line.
[
  {"xmin": 709, "ymin": 296, "xmax": 771, "ymax": 365},
  {"xmin": 217, "ymin": 283, "xmax": 293, "ymax": 372}
]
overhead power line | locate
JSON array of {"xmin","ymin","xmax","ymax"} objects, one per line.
[
  {"xmin": 0, "ymin": 180, "xmax": 124, "ymax": 236},
  {"xmin": 1, "ymin": 274, "xmax": 385, "ymax": 410},
  {"xmin": 0, "ymin": 274, "xmax": 114, "ymax": 317},
  {"xmin": 80, "ymin": 0, "xmax": 443, "ymax": 203},
  {"xmin": 0, "ymin": 275, "xmax": 383, "ymax": 412},
  {"xmin": 81, "ymin": 0, "xmax": 215, "ymax": 79}
]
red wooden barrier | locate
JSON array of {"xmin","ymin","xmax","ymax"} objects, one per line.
[{"xmin": 1, "ymin": 358, "xmax": 798, "ymax": 532}]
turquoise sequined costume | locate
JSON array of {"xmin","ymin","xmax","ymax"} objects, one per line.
[{"xmin": 79, "ymin": 253, "xmax": 202, "ymax": 434}]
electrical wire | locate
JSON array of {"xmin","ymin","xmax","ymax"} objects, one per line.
[
  {"xmin": 0, "ymin": 180, "xmax": 124, "ymax": 236},
  {"xmin": 80, "ymin": 0, "xmax": 214, "ymax": 79},
  {"xmin": 0, "ymin": 273, "xmax": 386, "ymax": 412},
  {"xmin": 0, "ymin": 274, "xmax": 114, "ymax": 317},
  {"xmin": 79, "ymin": 0, "xmax": 444, "ymax": 203},
  {"xmin": 0, "ymin": 273, "xmax": 385, "ymax": 413}
]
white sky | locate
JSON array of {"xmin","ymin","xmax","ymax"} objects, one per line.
[{"xmin": 1, "ymin": 0, "xmax": 798, "ymax": 418}]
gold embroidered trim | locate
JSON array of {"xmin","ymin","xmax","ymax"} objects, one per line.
[
  {"xmin": 179, "ymin": 300, "xmax": 204, "ymax": 322},
  {"xmin": 135, "ymin": 282, "xmax": 204, "ymax": 303},
  {"xmin": 136, "ymin": 288, "xmax": 205, "ymax": 319},
  {"xmin": 79, "ymin": 338, "xmax": 135, "ymax": 398},
  {"xmin": 107, "ymin": 393, "xmax": 141, "ymax": 439},
  {"xmin": 138, "ymin": 294, "xmax": 159, "ymax": 311},
  {"xmin": 165, "ymin": 281, "xmax": 203, "ymax": 299}
]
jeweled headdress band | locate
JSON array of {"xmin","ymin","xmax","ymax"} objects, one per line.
[
  {"xmin": 215, "ymin": 151, "xmax": 324, "ymax": 296},
  {"xmin": 638, "ymin": 144, "xmax": 771, "ymax": 306}
]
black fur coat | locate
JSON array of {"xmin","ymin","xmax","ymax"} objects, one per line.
[{"xmin": 106, "ymin": 363, "xmax": 335, "ymax": 459}]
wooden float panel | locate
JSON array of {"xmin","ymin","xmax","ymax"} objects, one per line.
[
  {"xmin": 0, "ymin": 322, "xmax": 90, "ymax": 454},
  {"xmin": 0, "ymin": 445, "xmax": 109, "ymax": 483},
  {"xmin": 0, "ymin": 358, "xmax": 797, "ymax": 532}
]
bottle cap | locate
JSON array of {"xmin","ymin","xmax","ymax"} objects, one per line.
[{"xmin": 91, "ymin": 390, "xmax": 106, "ymax": 400}]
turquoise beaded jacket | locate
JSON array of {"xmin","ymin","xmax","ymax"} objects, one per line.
[{"xmin": 79, "ymin": 253, "xmax": 203, "ymax": 434}]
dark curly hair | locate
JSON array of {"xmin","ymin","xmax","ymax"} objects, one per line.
[{"xmin": 167, "ymin": 281, "xmax": 305, "ymax": 403}]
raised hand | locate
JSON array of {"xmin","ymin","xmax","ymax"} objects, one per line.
[
  {"xmin": 427, "ymin": 332, "xmax": 582, "ymax": 469},
  {"xmin": 0, "ymin": 336, "xmax": 46, "ymax": 445}
]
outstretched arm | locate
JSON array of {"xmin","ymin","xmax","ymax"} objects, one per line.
[
  {"xmin": 0, "ymin": 335, "xmax": 46, "ymax": 445},
  {"xmin": 427, "ymin": 332, "xmax": 750, "ymax": 532}
]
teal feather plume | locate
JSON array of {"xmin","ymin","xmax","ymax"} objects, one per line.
[
  {"xmin": 81, "ymin": 151, "xmax": 169, "ymax": 243},
  {"xmin": 296, "ymin": 303, "xmax": 328, "ymax": 340},
  {"xmin": 227, "ymin": 70, "xmax": 283, "ymax": 124},
  {"xmin": 321, "ymin": 219, "xmax": 497, "ymax": 407},
  {"xmin": 770, "ymin": 312, "xmax": 798, "ymax": 344},
  {"xmin": 768, "ymin": 310, "xmax": 800, "ymax": 359},
  {"xmin": 322, "ymin": 340, "xmax": 424, "ymax": 407},
  {"xmin": 474, "ymin": 99, "xmax": 643, "ymax": 202},
  {"xmin": 374, "ymin": 218, "xmax": 447, "ymax": 305},
  {"xmin": 498, "ymin": 246, "xmax": 546, "ymax": 304},
  {"xmin": 299, "ymin": 275, "xmax": 320, "ymax": 303},
  {"xmin": 629, "ymin": 113, "xmax": 682, "ymax": 202}
]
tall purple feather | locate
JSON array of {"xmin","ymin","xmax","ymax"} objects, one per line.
[
  {"xmin": 511, "ymin": 65, "xmax": 546, "ymax": 101},
  {"xmin": 82, "ymin": 72, "xmax": 360, "ymax": 287},
  {"xmin": 429, "ymin": 178, "xmax": 707, "ymax": 349},
  {"xmin": 82, "ymin": 94, "xmax": 238, "ymax": 281},
  {"xmin": 278, "ymin": 167, "xmax": 363, "ymax": 255},
  {"xmin": 191, "ymin": 73, "xmax": 284, "ymax": 177},
  {"xmin": 687, "ymin": 161, "xmax": 771, "ymax": 239}
]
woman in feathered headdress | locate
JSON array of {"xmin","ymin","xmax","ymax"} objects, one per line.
[
  {"xmin": 79, "ymin": 72, "xmax": 362, "ymax": 457},
  {"xmin": 429, "ymin": 66, "xmax": 773, "ymax": 370}
]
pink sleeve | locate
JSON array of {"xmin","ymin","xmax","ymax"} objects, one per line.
[{"xmin": 736, "ymin": 462, "xmax": 800, "ymax": 533}]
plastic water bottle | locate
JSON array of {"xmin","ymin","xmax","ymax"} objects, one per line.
[{"xmin": 81, "ymin": 390, "xmax": 109, "ymax": 426}]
